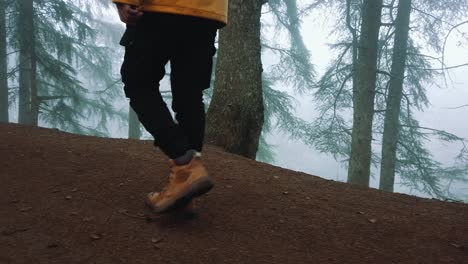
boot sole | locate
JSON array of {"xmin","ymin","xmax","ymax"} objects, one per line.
[{"xmin": 145, "ymin": 176, "xmax": 214, "ymax": 214}]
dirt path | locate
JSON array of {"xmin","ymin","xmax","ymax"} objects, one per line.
[{"xmin": 1, "ymin": 123, "xmax": 467, "ymax": 264}]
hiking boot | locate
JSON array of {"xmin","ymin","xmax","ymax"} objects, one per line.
[
  {"xmin": 145, "ymin": 154, "xmax": 214, "ymax": 213},
  {"xmin": 146, "ymin": 192, "xmax": 197, "ymax": 214}
]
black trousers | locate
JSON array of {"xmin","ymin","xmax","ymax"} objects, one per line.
[{"xmin": 120, "ymin": 13, "xmax": 218, "ymax": 159}]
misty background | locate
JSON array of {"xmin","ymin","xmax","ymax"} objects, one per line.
[
  {"xmin": 270, "ymin": 8, "xmax": 468, "ymax": 198},
  {"xmin": 3, "ymin": 0, "xmax": 468, "ymax": 200},
  {"xmin": 104, "ymin": 5, "xmax": 468, "ymax": 198}
]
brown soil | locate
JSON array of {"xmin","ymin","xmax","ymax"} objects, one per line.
[{"xmin": 1, "ymin": 123, "xmax": 467, "ymax": 264}]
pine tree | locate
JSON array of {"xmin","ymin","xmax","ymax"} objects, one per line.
[
  {"xmin": 310, "ymin": 0, "xmax": 468, "ymax": 197},
  {"xmin": 250, "ymin": 0, "xmax": 317, "ymax": 161},
  {"xmin": 10, "ymin": 0, "xmax": 124, "ymax": 135},
  {"xmin": 379, "ymin": 0, "xmax": 412, "ymax": 192},
  {"xmin": 0, "ymin": 0, "xmax": 9, "ymax": 122},
  {"xmin": 17, "ymin": 0, "xmax": 33, "ymax": 124},
  {"xmin": 206, "ymin": 0, "xmax": 267, "ymax": 159},
  {"xmin": 128, "ymin": 107, "xmax": 141, "ymax": 139},
  {"xmin": 347, "ymin": 0, "xmax": 383, "ymax": 186}
]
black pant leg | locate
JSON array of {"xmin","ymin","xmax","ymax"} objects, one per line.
[
  {"xmin": 171, "ymin": 87, "xmax": 206, "ymax": 152},
  {"xmin": 120, "ymin": 18, "xmax": 190, "ymax": 159},
  {"xmin": 170, "ymin": 19, "xmax": 218, "ymax": 152}
]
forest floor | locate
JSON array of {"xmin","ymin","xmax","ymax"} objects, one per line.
[{"xmin": 1, "ymin": 123, "xmax": 468, "ymax": 264}]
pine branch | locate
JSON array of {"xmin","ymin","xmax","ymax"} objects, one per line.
[{"xmin": 441, "ymin": 20, "xmax": 468, "ymax": 86}]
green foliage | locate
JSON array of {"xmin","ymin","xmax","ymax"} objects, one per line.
[
  {"xmin": 310, "ymin": 43, "xmax": 353, "ymax": 159},
  {"xmin": 264, "ymin": 0, "xmax": 315, "ymax": 94},
  {"xmin": 311, "ymin": 0, "xmax": 468, "ymax": 198},
  {"xmin": 256, "ymin": 133, "xmax": 276, "ymax": 163},
  {"xmin": 254, "ymin": 0, "xmax": 318, "ymax": 162},
  {"xmin": 7, "ymin": 0, "xmax": 124, "ymax": 136}
]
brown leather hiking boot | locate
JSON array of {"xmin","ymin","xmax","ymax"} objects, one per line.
[{"xmin": 145, "ymin": 154, "xmax": 214, "ymax": 213}]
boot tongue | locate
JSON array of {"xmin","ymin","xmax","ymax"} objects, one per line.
[{"xmin": 173, "ymin": 150, "xmax": 196, "ymax": 166}]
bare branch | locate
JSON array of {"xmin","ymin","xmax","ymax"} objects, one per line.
[
  {"xmin": 442, "ymin": 20, "xmax": 468, "ymax": 86},
  {"xmin": 444, "ymin": 104, "xmax": 468, "ymax": 110},
  {"xmin": 38, "ymin": 95, "xmax": 69, "ymax": 101},
  {"xmin": 376, "ymin": 70, "xmax": 393, "ymax": 78},
  {"xmin": 411, "ymin": 6, "xmax": 458, "ymax": 28},
  {"xmin": 408, "ymin": 62, "xmax": 468, "ymax": 71}
]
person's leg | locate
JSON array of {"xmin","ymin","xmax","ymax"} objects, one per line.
[
  {"xmin": 170, "ymin": 17, "xmax": 218, "ymax": 153},
  {"xmin": 171, "ymin": 85, "xmax": 206, "ymax": 153},
  {"xmin": 124, "ymin": 14, "xmax": 216, "ymax": 213},
  {"xmin": 120, "ymin": 18, "xmax": 190, "ymax": 159}
]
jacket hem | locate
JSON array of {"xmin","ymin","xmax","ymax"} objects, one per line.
[
  {"xmin": 141, "ymin": 5, "xmax": 227, "ymax": 25},
  {"xmin": 112, "ymin": 0, "xmax": 138, "ymax": 6}
]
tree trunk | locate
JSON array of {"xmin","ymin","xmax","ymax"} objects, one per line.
[
  {"xmin": 0, "ymin": 0, "xmax": 8, "ymax": 123},
  {"xmin": 17, "ymin": 0, "xmax": 34, "ymax": 125},
  {"xmin": 347, "ymin": 0, "xmax": 383, "ymax": 186},
  {"xmin": 128, "ymin": 107, "xmax": 141, "ymax": 139},
  {"xmin": 206, "ymin": 0, "xmax": 266, "ymax": 159},
  {"xmin": 284, "ymin": 0, "xmax": 306, "ymax": 54},
  {"xmin": 30, "ymin": 38, "xmax": 39, "ymax": 125},
  {"xmin": 379, "ymin": 0, "xmax": 412, "ymax": 192},
  {"xmin": 346, "ymin": 0, "xmax": 358, "ymax": 91},
  {"xmin": 29, "ymin": 3, "xmax": 38, "ymax": 126}
]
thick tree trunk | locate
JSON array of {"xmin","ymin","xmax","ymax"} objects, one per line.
[
  {"xmin": 347, "ymin": 0, "xmax": 383, "ymax": 186},
  {"xmin": 128, "ymin": 107, "xmax": 141, "ymax": 139},
  {"xmin": 379, "ymin": 0, "xmax": 412, "ymax": 192},
  {"xmin": 17, "ymin": 0, "xmax": 34, "ymax": 125},
  {"xmin": 206, "ymin": 0, "xmax": 266, "ymax": 159},
  {"xmin": 0, "ymin": 0, "xmax": 9, "ymax": 123}
]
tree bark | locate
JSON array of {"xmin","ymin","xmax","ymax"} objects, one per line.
[
  {"xmin": 206, "ymin": 0, "xmax": 266, "ymax": 159},
  {"xmin": 346, "ymin": 0, "xmax": 358, "ymax": 91},
  {"xmin": 30, "ymin": 26, "xmax": 38, "ymax": 126},
  {"xmin": 379, "ymin": 0, "xmax": 412, "ymax": 192},
  {"xmin": 128, "ymin": 107, "xmax": 141, "ymax": 139},
  {"xmin": 347, "ymin": 0, "xmax": 383, "ymax": 186},
  {"xmin": 17, "ymin": 0, "xmax": 34, "ymax": 125},
  {"xmin": 0, "ymin": 0, "xmax": 9, "ymax": 122}
]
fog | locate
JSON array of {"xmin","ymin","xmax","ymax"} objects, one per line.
[
  {"xmin": 104, "ymin": 6, "xmax": 468, "ymax": 199},
  {"xmin": 268, "ymin": 12, "xmax": 468, "ymax": 198}
]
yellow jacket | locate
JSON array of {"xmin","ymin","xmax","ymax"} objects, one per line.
[{"xmin": 113, "ymin": 0, "xmax": 228, "ymax": 25}]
